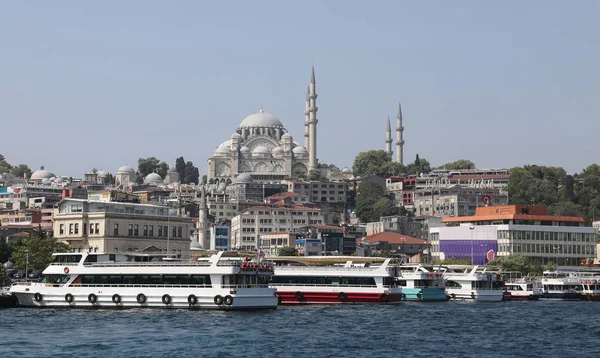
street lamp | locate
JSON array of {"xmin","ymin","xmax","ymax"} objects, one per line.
[
  {"xmin": 553, "ymin": 245, "xmax": 559, "ymax": 267},
  {"xmin": 25, "ymin": 249, "xmax": 29, "ymax": 282},
  {"xmin": 469, "ymin": 226, "xmax": 475, "ymax": 264}
]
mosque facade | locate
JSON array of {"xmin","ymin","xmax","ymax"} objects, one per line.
[{"xmin": 206, "ymin": 67, "xmax": 319, "ymax": 185}]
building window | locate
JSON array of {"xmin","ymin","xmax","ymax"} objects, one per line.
[
  {"xmin": 149, "ymin": 225, "xmax": 154, "ymax": 236},
  {"xmin": 90, "ymin": 223, "xmax": 95, "ymax": 234},
  {"xmin": 164, "ymin": 226, "xmax": 168, "ymax": 237},
  {"xmin": 178, "ymin": 226, "xmax": 182, "ymax": 238},
  {"xmin": 83, "ymin": 223, "xmax": 87, "ymax": 235},
  {"xmin": 74, "ymin": 223, "xmax": 79, "ymax": 234},
  {"xmin": 158, "ymin": 225, "xmax": 163, "ymax": 237},
  {"xmin": 172, "ymin": 226, "xmax": 177, "ymax": 238},
  {"xmin": 60, "ymin": 224, "xmax": 64, "ymax": 235},
  {"xmin": 143, "ymin": 225, "xmax": 148, "ymax": 236},
  {"xmin": 69, "ymin": 224, "xmax": 74, "ymax": 234},
  {"xmin": 128, "ymin": 224, "xmax": 133, "ymax": 236},
  {"xmin": 114, "ymin": 224, "xmax": 119, "ymax": 236},
  {"xmin": 134, "ymin": 224, "xmax": 139, "ymax": 236},
  {"xmin": 95, "ymin": 223, "xmax": 100, "ymax": 235}
]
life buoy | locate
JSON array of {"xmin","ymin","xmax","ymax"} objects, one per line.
[
  {"xmin": 338, "ymin": 292, "xmax": 347, "ymax": 301},
  {"xmin": 34, "ymin": 292, "xmax": 43, "ymax": 302},
  {"xmin": 379, "ymin": 293, "xmax": 388, "ymax": 302},
  {"xmin": 295, "ymin": 291, "xmax": 304, "ymax": 300},
  {"xmin": 224, "ymin": 295, "xmax": 233, "ymax": 305},
  {"xmin": 276, "ymin": 293, "xmax": 282, "ymax": 305},
  {"xmin": 162, "ymin": 294, "xmax": 172, "ymax": 305},
  {"xmin": 112, "ymin": 294, "xmax": 121, "ymax": 304},
  {"xmin": 214, "ymin": 295, "xmax": 224, "ymax": 305},
  {"xmin": 65, "ymin": 293, "xmax": 74, "ymax": 303},
  {"xmin": 63, "ymin": 267, "xmax": 70, "ymax": 274},
  {"xmin": 136, "ymin": 293, "xmax": 146, "ymax": 304},
  {"xmin": 88, "ymin": 293, "xmax": 97, "ymax": 304},
  {"xmin": 188, "ymin": 294, "xmax": 198, "ymax": 305},
  {"xmin": 450, "ymin": 293, "xmax": 456, "ymax": 299},
  {"xmin": 402, "ymin": 293, "xmax": 406, "ymax": 300},
  {"xmin": 417, "ymin": 292, "xmax": 423, "ymax": 300}
]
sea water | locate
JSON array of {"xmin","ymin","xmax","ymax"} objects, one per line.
[{"xmin": 1, "ymin": 301, "xmax": 599, "ymax": 358}]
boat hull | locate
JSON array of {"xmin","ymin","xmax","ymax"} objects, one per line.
[
  {"xmin": 446, "ymin": 289, "xmax": 505, "ymax": 301},
  {"xmin": 277, "ymin": 290, "xmax": 402, "ymax": 304},
  {"xmin": 401, "ymin": 288, "xmax": 448, "ymax": 302},
  {"xmin": 9, "ymin": 285, "xmax": 278, "ymax": 310},
  {"xmin": 541, "ymin": 292, "xmax": 583, "ymax": 300}
]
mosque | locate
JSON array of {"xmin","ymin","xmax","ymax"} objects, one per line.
[{"xmin": 206, "ymin": 67, "xmax": 319, "ymax": 185}]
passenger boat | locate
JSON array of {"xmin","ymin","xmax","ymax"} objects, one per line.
[
  {"xmin": 540, "ymin": 270, "xmax": 585, "ymax": 300},
  {"xmin": 9, "ymin": 251, "xmax": 278, "ymax": 310},
  {"xmin": 578, "ymin": 276, "xmax": 600, "ymax": 301},
  {"xmin": 271, "ymin": 259, "xmax": 402, "ymax": 304},
  {"xmin": 440, "ymin": 266, "xmax": 509, "ymax": 301},
  {"xmin": 394, "ymin": 264, "xmax": 448, "ymax": 302},
  {"xmin": 501, "ymin": 272, "xmax": 543, "ymax": 301}
]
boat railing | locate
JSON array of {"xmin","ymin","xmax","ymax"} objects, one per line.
[
  {"xmin": 269, "ymin": 283, "xmax": 378, "ymax": 288},
  {"xmin": 55, "ymin": 283, "xmax": 270, "ymax": 289},
  {"xmin": 49, "ymin": 263, "xmax": 80, "ymax": 266},
  {"xmin": 82, "ymin": 261, "xmax": 214, "ymax": 268},
  {"xmin": 275, "ymin": 266, "xmax": 383, "ymax": 272}
]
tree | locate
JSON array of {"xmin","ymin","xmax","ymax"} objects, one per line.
[
  {"xmin": 372, "ymin": 197, "xmax": 399, "ymax": 219},
  {"xmin": 137, "ymin": 157, "xmax": 160, "ymax": 178},
  {"xmin": 201, "ymin": 175, "xmax": 208, "ymax": 185},
  {"xmin": 104, "ymin": 173, "xmax": 116, "ymax": 185},
  {"xmin": 352, "ymin": 150, "xmax": 394, "ymax": 177},
  {"xmin": 405, "ymin": 154, "xmax": 431, "ymax": 175},
  {"xmin": 183, "ymin": 161, "xmax": 199, "ymax": 185},
  {"xmin": 0, "ymin": 154, "xmax": 12, "ymax": 174},
  {"xmin": 486, "ymin": 255, "xmax": 556, "ymax": 275},
  {"xmin": 355, "ymin": 181, "xmax": 386, "ymax": 223},
  {"xmin": 307, "ymin": 169, "xmax": 324, "ymax": 181},
  {"xmin": 439, "ymin": 159, "xmax": 476, "ymax": 170},
  {"xmin": 278, "ymin": 246, "xmax": 298, "ymax": 256},
  {"xmin": 0, "ymin": 236, "xmax": 11, "ymax": 264},
  {"xmin": 157, "ymin": 161, "xmax": 169, "ymax": 179},
  {"xmin": 328, "ymin": 164, "xmax": 340, "ymax": 172},
  {"xmin": 10, "ymin": 164, "xmax": 32, "ymax": 179},
  {"xmin": 9, "ymin": 230, "xmax": 71, "ymax": 270},
  {"xmin": 176, "ymin": 157, "xmax": 186, "ymax": 182},
  {"xmin": 292, "ymin": 170, "xmax": 307, "ymax": 180}
]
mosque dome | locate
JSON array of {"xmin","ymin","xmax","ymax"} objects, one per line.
[
  {"xmin": 239, "ymin": 111, "xmax": 284, "ymax": 128},
  {"xmin": 272, "ymin": 147, "xmax": 283, "ymax": 154},
  {"xmin": 31, "ymin": 166, "xmax": 55, "ymax": 181},
  {"xmin": 230, "ymin": 133, "xmax": 242, "ymax": 139},
  {"xmin": 292, "ymin": 146, "xmax": 308, "ymax": 154},
  {"xmin": 240, "ymin": 146, "xmax": 250, "ymax": 154},
  {"xmin": 97, "ymin": 171, "xmax": 108, "ymax": 178},
  {"xmin": 167, "ymin": 165, "xmax": 177, "ymax": 173},
  {"xmin": 235, "ymin": 173, "xmax": 253, "ymax": 183},
  {"xmin": 215, "ymin": 145, "xmax": 231, "ymax": 156},
  {"xmin": 341, "ymin": 167, "xmax": 352, "ymax": 174},
  {"xmin": 281, "ymin": 133, "xmax": 292, "ymax": 140},
  {"xmin": 252, "ymin": 146, "xmax": 271, "ymax": 156},
  {"xmin": 144, "ymin": 173, "xmax": 163, "ymax": 185},
  {"xmin": 117, "ymin": 165, "xmax": 136, "ymax": 175}
]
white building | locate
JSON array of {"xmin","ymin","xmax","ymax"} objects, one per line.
[
  {"xmin": 230, "ymin": 206, "xmax": 325, "ymax": 251},
  {"xmin": 429, "ymin": 205, "xmax": 597, "ymax": 266},
  {"xmin": 53, "ymin": 199, "xmax": 193, "ymax": 258}
]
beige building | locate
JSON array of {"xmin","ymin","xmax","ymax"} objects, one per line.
[
  {"xmin": 230, "ymin": 206, "xmax": 325, "ymax": 251},
  {"xmin": 281, "ymin": 180, "xmax": 348, "ymax": 204},
  {"xmin": 261, "ymin": 232, "xmax": 299, "ymax": 256},
  {"xmin": 53, "ymin": 199, "xmax": 193, "ymax": 258}
]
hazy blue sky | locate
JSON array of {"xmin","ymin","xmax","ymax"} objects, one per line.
[{"xmin": 1, "ymin": 1, "xmax": 598, "ymax": 178}]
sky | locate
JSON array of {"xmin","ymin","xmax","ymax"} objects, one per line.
[{"xmin": 0, "ymin": 1, "xmax": 598, "ymax": 178}]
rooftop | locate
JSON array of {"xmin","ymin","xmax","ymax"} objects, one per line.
[
  {"xmin": 362, "ymin": 232, "xmax": 427, "ymax": 245},
  {"xmin": 441, "ymin": 205, "xmax": 585, "ymax": 224}
]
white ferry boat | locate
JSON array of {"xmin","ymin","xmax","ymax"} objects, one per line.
[
  {"xmin": 271, "ymin": 259, "xmax": 402, "ymax": 304},
  {"xmin": 504, "ymin": 280, "xmax": 544, "ymax": 301},
  {"xmin": 394, "ymin": 264, "xmax": 447, "ymax": 302},
  {"xmin": 541, "ymin": 270, "xmax": 584, "ymax": 300},
  {"xmin": 440, "ymin": 266, "xmax": 509, "ymax": 301},
  {"xmin": 9, "ymin": 251, "xmax": 278, "ymax": 310}
]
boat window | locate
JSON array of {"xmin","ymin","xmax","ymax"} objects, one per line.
[
  {"xmin": 41, "ymin": 275, "xmax": 70, "ymax": 284},
  {"xmin": 445, "ymin": 280, "xmax": 462, "ymax": 288},
  {"xmin": 78, "ymin": 274, "xmax": 212, "ymax": 286},
  {"xmin": 53, "ymin": 254, "xmax": 82, "ymax": 264},
  {"xmin": 84, "ymin": 255, "xmax": 98, "ymax": 264},
  {"xmin": 396, "ymin": 280, "xmax": 407, "ymax": 287},
  {"xmin": 271, "ymin": 276, "xmax": 376, "ymax": 287}
]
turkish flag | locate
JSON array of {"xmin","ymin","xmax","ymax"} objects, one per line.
[{"xmin": 487, "ymin": 249, "xmax": 495, "ymax": 261}]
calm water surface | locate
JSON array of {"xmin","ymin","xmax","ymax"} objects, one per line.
[{"xmin": 2, "ymin": 301, "xmax": 600, "ymax": 358}]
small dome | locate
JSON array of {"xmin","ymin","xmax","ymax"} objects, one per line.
[
  {"xmin": 342, "ymin": 167, "xmax": 352, "ymax": 173},
  {"xmin": 230, "ymin": 133, "xmax": 242, "ymax": 139},
  {"xmin": 97, "ymin": 171, "xmax": 108, "ymax": 178},
  {"xmin": 30, "ymin": 166, "xmax": 55, "ymax": 180},
  {"xmin": 240, "ymin": 146, "xmax": 250, "ymax": 153},
  {"xmin": 4, "ymin": 261, "xmax": 14, "ymax": 269},
  {"xmin": 117, "ymin": 165, "xmax": 136, "ymax": 175},
  {"xmin": 252, "ymin": 146, "xmax": 271, "ymax": 156},
  {"xmin": 239, "ymin": 111, "xmax": 284, "ymax": 128},
  {"xmin": 292, "ymin": 146, "xmax": 308, "ymax": 154},
  {"xmin": 167, "ymin": 164, "xmax": 177, "ymax": 173},
  {"xmin": 144, "ymin": 173, "xmax": 163, "ymax": 185},
  {"xmin": 235, "ymin": 173, "xmax": 253, "ymax": 183},
  {"xmin": 281, "ymin": 133, "xmax": 292, "ymax": 140},
  {"xmin": 272, "ymin": 147, "xmax": 283, "ymax": 154},
  {"xmin": 215, "ymin": 145, "xmax": 231, "ymax": 154}
]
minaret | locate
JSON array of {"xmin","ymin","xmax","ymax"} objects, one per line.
[
  {"xmin": 396, "ymin": 102, "xmax": 405, "ymax": 164},
  {"xmin": 385, "ymin": 117, "xmax": 393, "ymax": 156},
  {"xmin": 308, "ymin": 66, "xmax": 318, "ymax": 171},
  {"xmin": 198, "ymin": 186, "xmax": 208, "ymax": 249},
  {"xmin": 304, "ymin": 86, "xmax": 310, "ymax": 149}
]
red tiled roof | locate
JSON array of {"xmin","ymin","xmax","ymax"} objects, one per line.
[
  {"xmin": 244, "ymin": 206, "xmax": 321, "ymax": 212},
  {"xmin": 8, "ymin": 232, "xmax": 29, "ymax": 237},
  {"xmin": 363, "ymin": 232, "xmax": 427, "ymax": 245}
]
